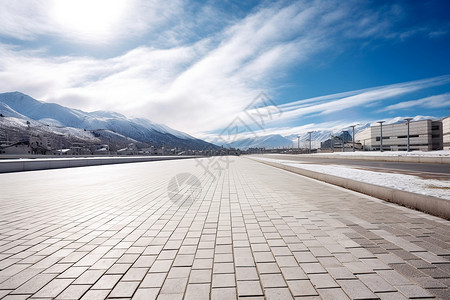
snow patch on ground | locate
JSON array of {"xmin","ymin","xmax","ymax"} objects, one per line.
[{"xmin": 253, "ymin": 157, "xmax": 450, "ymax": 200}]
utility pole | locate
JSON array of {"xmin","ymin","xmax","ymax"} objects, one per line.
[
  {"xmin": 54, "ymin": 133, "xmax": 64, "ymax": 156},
  {"xmin": 331, "ymin": 135, "xmax": 334, "ymax": 152},
  {"xmin": 307, "ymin": 131, "xmax": 313, "ymax": 154},
  {"xmin": 350, "ymin": 124, "xmax": 359, "ymax": 152},
  {"xmin": 297, "ymin": 135, "xmax": 300, "ymax": 153},
  {"xmin": 377, "ymin": 121, "xmax": 385, "ymax": 152},
  {"xmin": 404, "ymin": 118, "xmax": 413, "ymax": 152}
]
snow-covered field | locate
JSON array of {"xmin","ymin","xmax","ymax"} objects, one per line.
[{"xmin": 253, "ymin": 157, "xmax": 450, "ymax": 200}]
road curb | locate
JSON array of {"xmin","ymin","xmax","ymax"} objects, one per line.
[
  {"xmin": 0, "ymin": 156, "xmax": 199, "ymax": 173},
  {"xmin": 249, "ymin": 158, "xmax": 450, "ymax": 220},
  {"xmin": 296, "ymin": 154, "xmax": 450, "ymax": 164}
]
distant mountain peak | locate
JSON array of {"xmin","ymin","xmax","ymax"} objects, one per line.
[
  {"xmin": 90, "ymin": 110, "xmax": 127, "ymax": 119},
  {"xmin": 225, "ymin": 134, "xmax": 293, "ymax": 150},
  {"xmin": 0, "ymin": 91, "xmax": 217, "ymax": 150}
]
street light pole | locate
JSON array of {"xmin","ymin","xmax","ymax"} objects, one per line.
[
  {"xmin": 54, "ymin": 133, "xmax": 64, "ymax": 156},
  {"xmin": 307, "ymin": 131, "xmax": 313, "ymax": 154},
  {"xmin": 404, "ymin": 118, "xmax": 413, "ymax": 152},
  {"xmin": 297, "ymin": 135, "xmax": 300, "ymax": 153},
  {"xmin": 331, "ymin": 135, "xmax": 334, "ymax": 152},
  {"xmin": 377, "ymin": 121, "xmax": 385, "ymax": 152},
  {"xmin": 350, "ymin": 124, "xmax": 359, "ymax": 152}
]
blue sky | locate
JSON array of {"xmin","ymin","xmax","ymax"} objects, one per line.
[{"xmin": 0, "ymin": 0, "xmax": 449, "ymax": 140}]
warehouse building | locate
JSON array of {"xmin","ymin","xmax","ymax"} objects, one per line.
[
  {"xmin": 355, "ymin": 118, "xmax": 446, "ymax": 151},
  {"xmin": 443, "ymin": 116, "xmax": 450, "ymax": 150}
]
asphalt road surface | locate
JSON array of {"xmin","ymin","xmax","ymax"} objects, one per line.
[{"xmin": 252, "ymin": 154, "xmax": 450, "ymax": 177}]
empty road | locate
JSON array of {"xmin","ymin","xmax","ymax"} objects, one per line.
[{"xmin": 253, "ymin": 154, "xmax": 450, "ymax": 178}]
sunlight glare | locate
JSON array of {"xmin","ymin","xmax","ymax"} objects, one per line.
[{"xmin": 52, "ymin": 0, "xmax": 126, "ymax": 41}]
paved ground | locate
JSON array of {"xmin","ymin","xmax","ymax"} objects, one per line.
[
  {"xmin": 0, "ymin": 157, "xmax": 449, "ymax": 300},
  {"xmin": 259, "ymin": 154, "xmax": 450, "ymax": 176}
]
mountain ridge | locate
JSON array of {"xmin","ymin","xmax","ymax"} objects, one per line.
[{"xmin": 0, "ymin": 92, "xmax": 217, "ymax": 150}]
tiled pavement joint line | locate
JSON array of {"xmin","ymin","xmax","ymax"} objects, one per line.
[
  {"xmin": 215, "ymin": 170, "xmax": 238, "ymax": 298},
  {"xmin": 233, "ymin": 165, "xmax": 290, "ymax": 298},
  {"xmin": 235, "ymin": 164, "xmax": 305, "ymax": 298},
  {"xmin": 150, "ymin": 167, "xmax": 218, "ymax": 299}
]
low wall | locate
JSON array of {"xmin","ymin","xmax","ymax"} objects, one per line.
[
  {"xmin": 250, "ymin": 158, "xmax": 450, "ymax": 220},
  {"xmin": 0, "ymin": 156, "xmax": 199, "ymax": 173}
]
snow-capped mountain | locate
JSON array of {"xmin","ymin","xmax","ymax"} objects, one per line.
[
  {"xmin": 372, "ymin": 115, "xmax": 438, "ymax": 126},
  {"xmin": 212, "ymin": 129, "xmax": 361, "ymax": 150},
  {"xmin": 227, "ymin": 134, "xmax": 294, "ymax": 150},
  {"xmin": 0, "ymin": 92, "xmax": 217, "ymax": 150}
]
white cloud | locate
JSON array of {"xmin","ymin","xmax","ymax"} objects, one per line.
[
  {"xmin": 0, "ymin": 0, "xmax": 184, "ymax": 44},
  {"xmin": 379, "ymin": 93, "xmax": 450, "ymax": 112},
  {"xmin": 0, "ymin": 0, "xmax": 446, "ymax": 139},
  {"xmin": 267, "ymin": 75, "xmax": 450, "ymax": 125}
]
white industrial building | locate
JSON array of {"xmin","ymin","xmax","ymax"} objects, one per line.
[
  {"xmin": 356, "ymin": 118, "xmax": 447, "ymax": 151},
  {"xmin": 443, "ymin": 116, "xmax": 450, "ymax": 150}
]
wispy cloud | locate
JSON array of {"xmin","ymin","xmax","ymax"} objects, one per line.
[
  {"xmin": 0, "ymin": 0, "xmax": 448, "ymax": 138},
  {"xmin": 269, "ymin": 75, "xmax": 450, "ymax": 124},
  {"xmin": 379, "ymin": 93, "xmax": 450, "ymax": 112},
  {"xmin": 0, "ymin": 0, "xmax": 185, "ymax": 44}
]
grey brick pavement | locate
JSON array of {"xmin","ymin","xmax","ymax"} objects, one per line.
[{"xmin": 0, "ymin": 157, "xmax": 449, "ymax": 299}]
